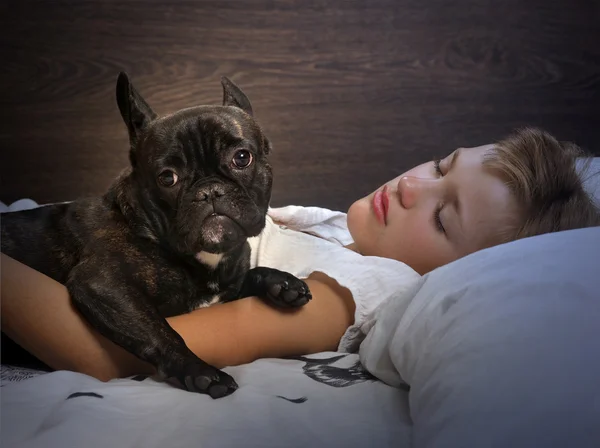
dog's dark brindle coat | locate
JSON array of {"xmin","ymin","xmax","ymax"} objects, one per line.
[{"xmin": 1, "ymin": 73, "xmax": 311, "ymax": 399}]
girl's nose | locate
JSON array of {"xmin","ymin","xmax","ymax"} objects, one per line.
[{"xmin": 397, "ymin": 176, "xmax": 438, "ymax": 209}]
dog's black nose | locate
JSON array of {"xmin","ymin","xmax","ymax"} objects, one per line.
[{"xmin": 196, "ymin": 185, "xmax": 226, "ymax": 202}]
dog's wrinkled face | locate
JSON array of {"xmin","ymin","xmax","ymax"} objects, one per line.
[
  {"xmin": 141, "ymin": 107, "xmax": 272, "ymax": 255},
  {"xmin": 116, "ymin": 73, "xmax": 272, "ymax": 255}
]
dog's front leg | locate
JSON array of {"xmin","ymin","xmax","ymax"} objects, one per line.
[
  {"xmin": 238, "ymin": 267, "xmax": 312, "ymax": 308},
  {"xmin": 66, "ymin": 263, "xmax": 238, "ymax": 398}
]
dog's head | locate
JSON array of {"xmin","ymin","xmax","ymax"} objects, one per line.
[{"xmin": 115, "ymin": 72, "xmax": 272, "ymax": 255}]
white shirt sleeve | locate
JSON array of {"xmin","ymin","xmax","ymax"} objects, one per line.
[{"xmin": 248, "ymin": 206, "xmax": 421, "ymax": 352}]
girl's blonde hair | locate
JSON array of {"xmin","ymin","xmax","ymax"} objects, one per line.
[{"xmin": 482, "ymin": 128, "xmax": 600, "ymax": 242}]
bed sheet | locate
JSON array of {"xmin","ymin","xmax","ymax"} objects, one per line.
[{"xmin": 1, "ymin": 353, "xmax": 412, "ymax": 448}]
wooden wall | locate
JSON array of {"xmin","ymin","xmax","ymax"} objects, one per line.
[{"xmin": 1, "ymin": 0, "xmax": 599, "ymax": 211}]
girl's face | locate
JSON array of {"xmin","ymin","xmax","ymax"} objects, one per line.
[{"xmin": 347, "ymin": 145, "xmax": 518, "ymax": 274}]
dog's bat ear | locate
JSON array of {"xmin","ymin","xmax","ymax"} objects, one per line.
[
  {"xmin": 116, "ymin": 72, "xmax": 158, "ymax": 149},
  {"xmin": 221, "ymin": 77, "xmax": 253, "ymax": 116}
]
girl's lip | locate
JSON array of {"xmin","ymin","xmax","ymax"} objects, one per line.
[{"xmin": 373, "ymin": 186, "xmax": 389, "ymax": 225}]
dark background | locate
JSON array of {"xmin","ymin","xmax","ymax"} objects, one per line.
[{"xmin": 1, "ymin": 0, "xmax": 599, "ymax": 212}]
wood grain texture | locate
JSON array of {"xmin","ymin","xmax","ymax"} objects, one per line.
[{"xmin": 1, "ymin": 0, "xmax": 599, "ymax": 211}]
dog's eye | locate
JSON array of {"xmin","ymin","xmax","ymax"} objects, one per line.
[
  {"xmin": 232, "ymin": 150, "xmax": 253, "ymax": 169},
  {"xmin": 158, "ymin": 170, "xmax": 178, "ymax": 187}
]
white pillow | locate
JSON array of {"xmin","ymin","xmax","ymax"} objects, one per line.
[
  {"xmin": 360, "ymin": 158, "xmax": 600, "ymax": 447},
  {"xmin": 361, "ymin": 226, "xmax": 600, "ymax": 447}
]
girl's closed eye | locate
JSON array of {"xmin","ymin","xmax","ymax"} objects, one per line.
[{"xmin": 434, "ymin": 205, "xmax": 445, "ymax": 234}]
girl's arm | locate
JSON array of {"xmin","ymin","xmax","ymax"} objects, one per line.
[{"xmin": 1, "ymin": 253, "xmax": 355, "ymax": 381}]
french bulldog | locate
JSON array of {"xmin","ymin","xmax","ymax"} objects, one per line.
[{"xmin": 1, "ymin": 73, "xmax": 312, "ymax": 399}]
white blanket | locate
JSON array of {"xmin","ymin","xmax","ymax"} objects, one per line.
[{"xmin": 1, "ymin": 353, "xmax": 411, "ymax": 448}]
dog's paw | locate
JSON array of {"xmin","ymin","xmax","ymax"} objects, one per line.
[
  {"xmin": 264, "ymin": 272, "xmax": 312, "ymax": 308},
  {"xmin": 175, "ymin": 361, "xmax": 238, "ymax": 399}
]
